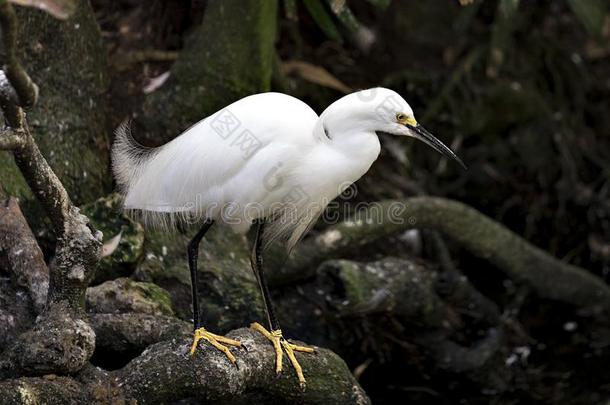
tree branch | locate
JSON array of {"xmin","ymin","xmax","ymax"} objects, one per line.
[
  {"xmin": 9, "ymin": 116, "xmax": 101, "ymax": 316},
  {"xmin": 0, "ymin": 117, "xmax": 101, "ymax": 380},
  {"xmin": 0, "ymin": 0, "xmax": 100, "ymax": 315},
  {"xmin": 0, "ymin": 0, "xmax": 101, "ymax": 380},
  {"xmin": 0, "ymin": 0, "xmax": 38, "ymax": 109}
]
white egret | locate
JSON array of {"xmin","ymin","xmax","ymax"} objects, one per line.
[{"xmin": 112, "ymin": 87, "xmax": 465, "ymax": 387}]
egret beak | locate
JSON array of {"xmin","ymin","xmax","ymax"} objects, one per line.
[{"xmin": 408, "ymin": 124, "xmax": 467, "ymax": 170}]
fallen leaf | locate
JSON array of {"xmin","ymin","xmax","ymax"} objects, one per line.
[
  {"xmin": 9, "ymin": 0, "xmax": 77, "ymax": 20},
  {"xmin": 143, "ymin": 71, "xmax": 170, "ymax": 94},
  {"xmin": 101, "ymin": 231, "xmax": 122, "ymax": 258},
  {"xmin": 281, "ymin": 60, "xmax": 352, "ymax": 94}
]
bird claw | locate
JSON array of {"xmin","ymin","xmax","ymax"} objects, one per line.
[
  {"xmin": 250, "ymin": 322, "xmax": 314, "ymax": 388},
  {"xmin": 190, "ymin": 326, "xmax": 241, "ymax": 366}
]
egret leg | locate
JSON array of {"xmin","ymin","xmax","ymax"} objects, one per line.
[
  {"xmin": 249, "ymin": 219, "xmax": 314, "ymax": 388},
  {"xmin": 188, "ymin": 219, "xmax": 241, "ymax": 364}
]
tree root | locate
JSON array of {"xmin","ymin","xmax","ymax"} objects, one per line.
[
  {"xmin": 0, "ymin": 196, "xmax": 48, "ymax": 312},
  {"xmin": 281, "ymin": 197, "xmax": 610, "ymax": 312},
  {"xmin": 90, "ymin": 313, "xmax": 189, "ymax": 355},
  {"xmin": 0, "ymin": 376, "xmax": 89, "ymax": 404},
  {"xmin": 0, "ymin": 328, "xmax": 370, "ymax": 404},
  {"xmin": 0, "ymin": 303, "xmax": 95, "ymax": 379},
  {"xmin": 307, "ymin": 257, "xmax": 512, "ymax": 389}
]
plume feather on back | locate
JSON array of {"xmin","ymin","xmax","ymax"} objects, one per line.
[{"xmin": 111, "ymin": 120, "xmax": 157, "ymax": 192}]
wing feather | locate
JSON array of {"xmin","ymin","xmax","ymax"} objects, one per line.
[{"xmin": 112, "ymin": 92, "xmax": 320, "ymax": 233}]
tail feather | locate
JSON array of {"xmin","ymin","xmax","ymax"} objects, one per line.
[
  {"xmin": 111, "ymin": 120, "xmax": 202, "ymax": 231},
  {"xmin": 111, "ymin": 120, "xmax": 156, "ymax": 192}
]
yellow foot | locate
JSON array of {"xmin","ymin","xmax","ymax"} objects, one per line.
[
  {"xmin": 190, "ymin": 327, "xmax": 241, "ymax": 365},
  {"xmin": 250, "ymin": 322, "xmax": 315, "ymax": 388}
]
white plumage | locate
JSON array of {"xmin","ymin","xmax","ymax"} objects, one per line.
[{"xmin": 112, "ymin": 88, "xmax": 464, "ymax": 251}]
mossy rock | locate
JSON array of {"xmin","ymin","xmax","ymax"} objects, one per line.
[
  {"xmin": 86, "ymin": 278, "xmax": 174, "ymax": 316},
  {"xmin": 81, "ymin": 193, "xmax": 145, "ymax": 283},
  {"xmin": 314, "ymin": 257, "xmax": 447, "ymax": 326}
]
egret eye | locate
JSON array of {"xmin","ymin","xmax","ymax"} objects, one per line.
[{"xmin": 396, "ymin": 113, "xmax": 406, "ymax": 122}]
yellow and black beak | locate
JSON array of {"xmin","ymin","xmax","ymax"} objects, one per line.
[{"xmin": 406, "ymin": 123, "xmax": 467, "ymax": 170}]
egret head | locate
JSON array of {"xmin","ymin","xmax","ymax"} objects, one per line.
[
  {"xmin": 366, "ymin": 88, "xmax": 467, "ymax": 170},
  {"xmin": 322, "ymin": 88, "xmax": 466, "ymax": 169}
]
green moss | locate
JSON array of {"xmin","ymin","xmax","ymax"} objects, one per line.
[
  {"xmin": 333, "ymin": 260, "xmax": 373, "ymax": 304},
  {"xmin": 87, "ymin": 278, "xmax": 175, "ymax": 316},
  {"xmin": 130, "ymin": 281, "xmax": 174, "ymax": 316}
]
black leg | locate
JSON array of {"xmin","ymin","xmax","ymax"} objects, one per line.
[
  {"xmin": 251, "ymin": 219, "xmax": 281, "ymax": 331},
  {"xmin": 187, "ymin": 219, "xmax": 214, "ymax": 330}
]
